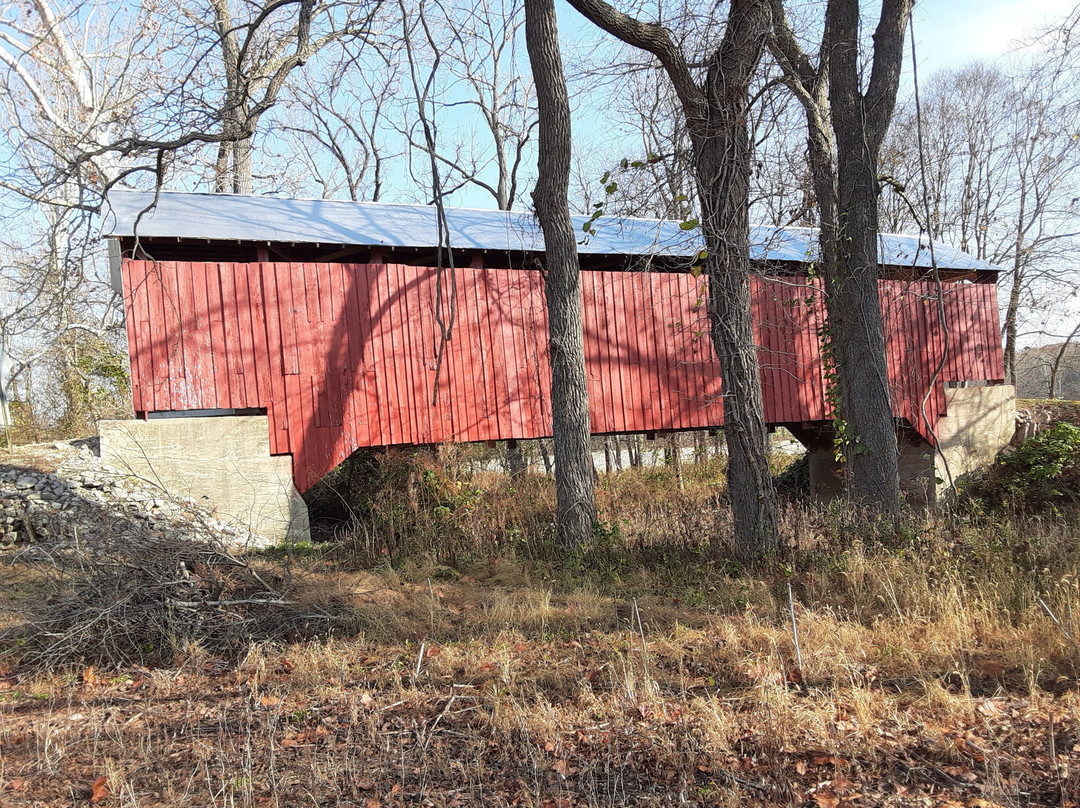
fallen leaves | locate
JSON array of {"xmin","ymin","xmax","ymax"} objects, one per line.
[
  {"xmin": 90, "ymin": 776, "xmax": 109, "ymax": 804},
  {"xmin": 0, "ymin": 587, "xmax": 1076, "ymax": 808},
  {"xmin": 813, "ymin": 790, "xmax": 840, "ymax": 808},
  {"xmin": 551, "ymin": 759, "xmax": 578, "ymax": 778}
]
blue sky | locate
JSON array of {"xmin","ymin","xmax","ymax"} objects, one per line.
[{"xmin": 909, "ymin": 0, "xmax": 1075, "ymax": 73}]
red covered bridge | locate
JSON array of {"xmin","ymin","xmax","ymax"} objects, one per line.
[{"xmin": 103, "ymin": 191, "xmax": 1006, "ymax": 495}]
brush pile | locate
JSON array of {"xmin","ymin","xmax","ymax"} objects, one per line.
[{"xmin": 0, "ymin": 441, "xmax": 337, "ymax": 670}]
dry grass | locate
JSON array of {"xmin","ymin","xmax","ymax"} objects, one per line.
[
  {"xmin": 3, "ymin": 528, "xmax": 1080, "ymax": 806},
  {"xmin": 3, "ymin": 448, "xmax": 1080, "ymax": 806}
]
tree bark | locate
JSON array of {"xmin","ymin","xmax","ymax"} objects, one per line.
[
  {"xmin": 822, "ymin": 0, "xmax": 909, "ymax": 505},
  {"xmin": 1002, "ymin": 262, "xmax": 1023, "ymax": 385},
  {"xmin": 771, "ymin": 0, "xmax": 911, "ymax": 507},
  {"xmin": 506, "ymin": 440, "xmax": 528, "ymax": 478},
  {"xmin": 696, "ymin": 3, "xmax": 778, "ymax": 553},
  {"xmin": 568, "ymin": 0, "xmax": 779, "ymax": 559},
  {"xmin": 539, "ymin": 440, "xmax": 553, "ymax": 475},
  {"xmin": 524, "ymin": 0, "xmax": 596, "ymax": 548}
]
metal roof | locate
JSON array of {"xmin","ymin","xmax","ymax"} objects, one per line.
[{"xmin": 101, "ymin": 189, "xmax": 999, "ymax": 272}]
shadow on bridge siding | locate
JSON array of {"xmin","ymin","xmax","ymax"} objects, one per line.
[{"xmin": 121, "ymin": 258, "xmax": 1001, "ymax": 495}]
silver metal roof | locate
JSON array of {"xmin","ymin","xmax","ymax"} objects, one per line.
[{"xmin": 101, "ymin": 189, "xmax": 999, "ymax": 272}]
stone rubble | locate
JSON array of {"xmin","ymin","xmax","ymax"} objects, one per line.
[{"xmin": 0, "ymin": 440, "xmax": 260, "ymax": 552}]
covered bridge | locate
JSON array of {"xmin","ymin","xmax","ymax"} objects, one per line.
[{"xmin": 99, "ymin": 190, "xmax": 1012, "ymax": 539}]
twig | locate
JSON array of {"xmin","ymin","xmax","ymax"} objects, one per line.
[
  {"xmin": 419, "ymin": 692, "xmax": 459, "ymax": 753},
  {"xmin": 1039, "ymin": 597, "xmax": 1076, "ymax": 644},
  {"xmin": 415, "ymin": 641, "xmax": 426, "ymax": 678},
  {"xmin": 1049, "ymin": 711, "xmax": 1065, "ymax": 805},
  {"xmin": 427, "ymin": 576, "xmax": 437, "ymax": 631},
  {"xmin": 169, "ymin": 598, "xmax": 295, "ymax": 608},
  {"xmin": 787, "ymin": 582, "xmax": 804, "ymax": 671},
  {"xmin": 631, "ymin": 598, "xmax": 648, "ymax": 654}
]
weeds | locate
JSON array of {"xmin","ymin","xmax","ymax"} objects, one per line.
[{"xmin": 3, "ymin": 439, "xmax": 1080, "ymax": 805}]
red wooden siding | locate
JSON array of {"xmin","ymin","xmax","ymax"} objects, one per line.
[{"xmin": 122, "ymin": 261, "xmax": 1004, "ymax": 491}]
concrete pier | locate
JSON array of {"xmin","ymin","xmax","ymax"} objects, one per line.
[
  {"xmin": 99, "ymin": 415, "xmax": 309, "ymax": 543},
  {"xmin": 805, "ymin": 384, "xmax": 1017, "ymax": 506}
]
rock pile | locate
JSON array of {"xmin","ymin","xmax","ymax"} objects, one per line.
[{"xmin": 0, "ymin": 440, "xmax": 259, "ymax": 552}]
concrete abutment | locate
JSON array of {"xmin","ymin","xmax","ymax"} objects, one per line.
[
  {"xmin": 804, "ymin": 385, "xmax": 1017, "ymax": 506},
  {"xmin": 99, "ymin": 415, "xmax": 310, "ymax": 544}
]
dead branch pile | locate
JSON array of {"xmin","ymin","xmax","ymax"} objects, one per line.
[{"xmin": 2, "ymin": 513, "xmax": 337, "ymax": 671}]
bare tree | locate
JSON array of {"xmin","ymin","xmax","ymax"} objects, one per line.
[
  {"xmin": 0, "ymin": 0, "xmax": 164, "ymax": 424},
  {"xmin": 1049, "ymin": 321, "xmax": 1080, "ymax": 399},
  {"xmin": 0, "ymin": 0, "xmax": 380, "ymax": 429},
  {"xmin": 201, "ymin": 0, "xmax": 375, "ymax": 193},
  {"xmin": 769, "ymin": 0, "xmax": 914, "ymax": 507},
  {"xmin": 525, "ymin": 0, "xmax": 597, "ymax": 548},
  {"xmin": 393, "ymin": 0, "xmax": 537, "ymax": 210},
  {"xmin": 274, "ymin": 48, "xmax": 402, "ymax": 200},
  {"xmin": 881, "ymin": 60, "xmax": 1080, "ymax": 384},
  {"xmin": 566, "ymin": 0, "xmax": 780, "ymax": 558}
]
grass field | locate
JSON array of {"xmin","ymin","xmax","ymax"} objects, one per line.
[{"xmin": 1, "ymin": 442, "xmax": 1079, "ymax": 806}]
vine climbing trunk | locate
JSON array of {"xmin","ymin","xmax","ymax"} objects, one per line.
[
  {"xmin": 770, "ymin": 0, "xmax": 911, "ymax": 507},
  {"xmin": 524, "ymin": 0, "xmax": 596, "ymax": 548}
]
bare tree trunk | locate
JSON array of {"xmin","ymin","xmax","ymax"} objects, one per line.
[
  {"xmin": 1002, "ymin": 264, "xmax": 1024, "ymax": 385},
  {"xmin": 506, "ymin": 440, "xmax": 527, "ymax": 478},
  {"xmin": 603, "ymin": 438, "xmax": 613, "ymax": 474},
  {"xmin": 771, "ymin": 0, "xmax": 911, "ymax": 507},
  {"xmin": 823, "ymin": 0, "xmax": 909, "ymax": 506},
  {"xmin": 697, "ymin": 98, "xmax": 778, "ymax": 555},
  {"xmin": 539, "ymin": 440, "xmax": 553, "ymax": 475},
  {"xmin": 233, "ymin": 136, "xmax": 254, "ymax": 194},
  {"xmin": 568, "ymin": 0, "xmax": 779, "ymax": 559},
  {"xmin": 668, "ymin": 434, "xmax": 684, "ymax": 490},
  {"xmin": 525, "ymin": 0, "xmax": 596, "ymax": 548},
  {"xmin": 1049, "ymin": 321, "xmax": 1080, "ymax": 399}
]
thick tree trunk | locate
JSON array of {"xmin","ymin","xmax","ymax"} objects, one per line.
[
  {"xmin": 698, "ymin": 142, "xmax": 778, "ymax": 556},
  {"xmin": 823, "ymin": 0, "xmax": 911, "ymax": 506},
  {"xmin": 822, "ymin": 177, "xmax": 900, "ymax": 504},
  {"xmin": 233, "ymin": 136, "xmax": 253, "ymax": 194},
  {"xmin": 693, "ymin": 0, "xmax": 778, "ymax": 558},
  {"xmin": 524, "ymin": 0, "xmax": 596, "ymax": 548},
  {"xmin": 771, "ymin": 0, "xmax": 911, "ymax": 507},
  {"xmin": 565, "ymin": 0, "xmax": 778, "ymax": 558}
]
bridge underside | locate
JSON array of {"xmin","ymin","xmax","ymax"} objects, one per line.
[{"xmin": 121, "ymin": 260, "xmax": 1004, "ymax": 493}]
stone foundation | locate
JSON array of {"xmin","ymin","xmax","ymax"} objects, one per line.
[
  {"xmin": 99, "ymin": 415, "xmax": 309, "ymax": 543},
  {"xmin": 933, "ymin": 384, "xmax": 1017, "ymax": 487},
  {"xmin": 805, "ymin": 384, "xmax": 1017, "ymax": 506}
]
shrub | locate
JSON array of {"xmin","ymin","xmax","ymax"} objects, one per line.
[{"xmin": 964, "ymin": 422, "xmax": 1080, "ymax": 511}]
